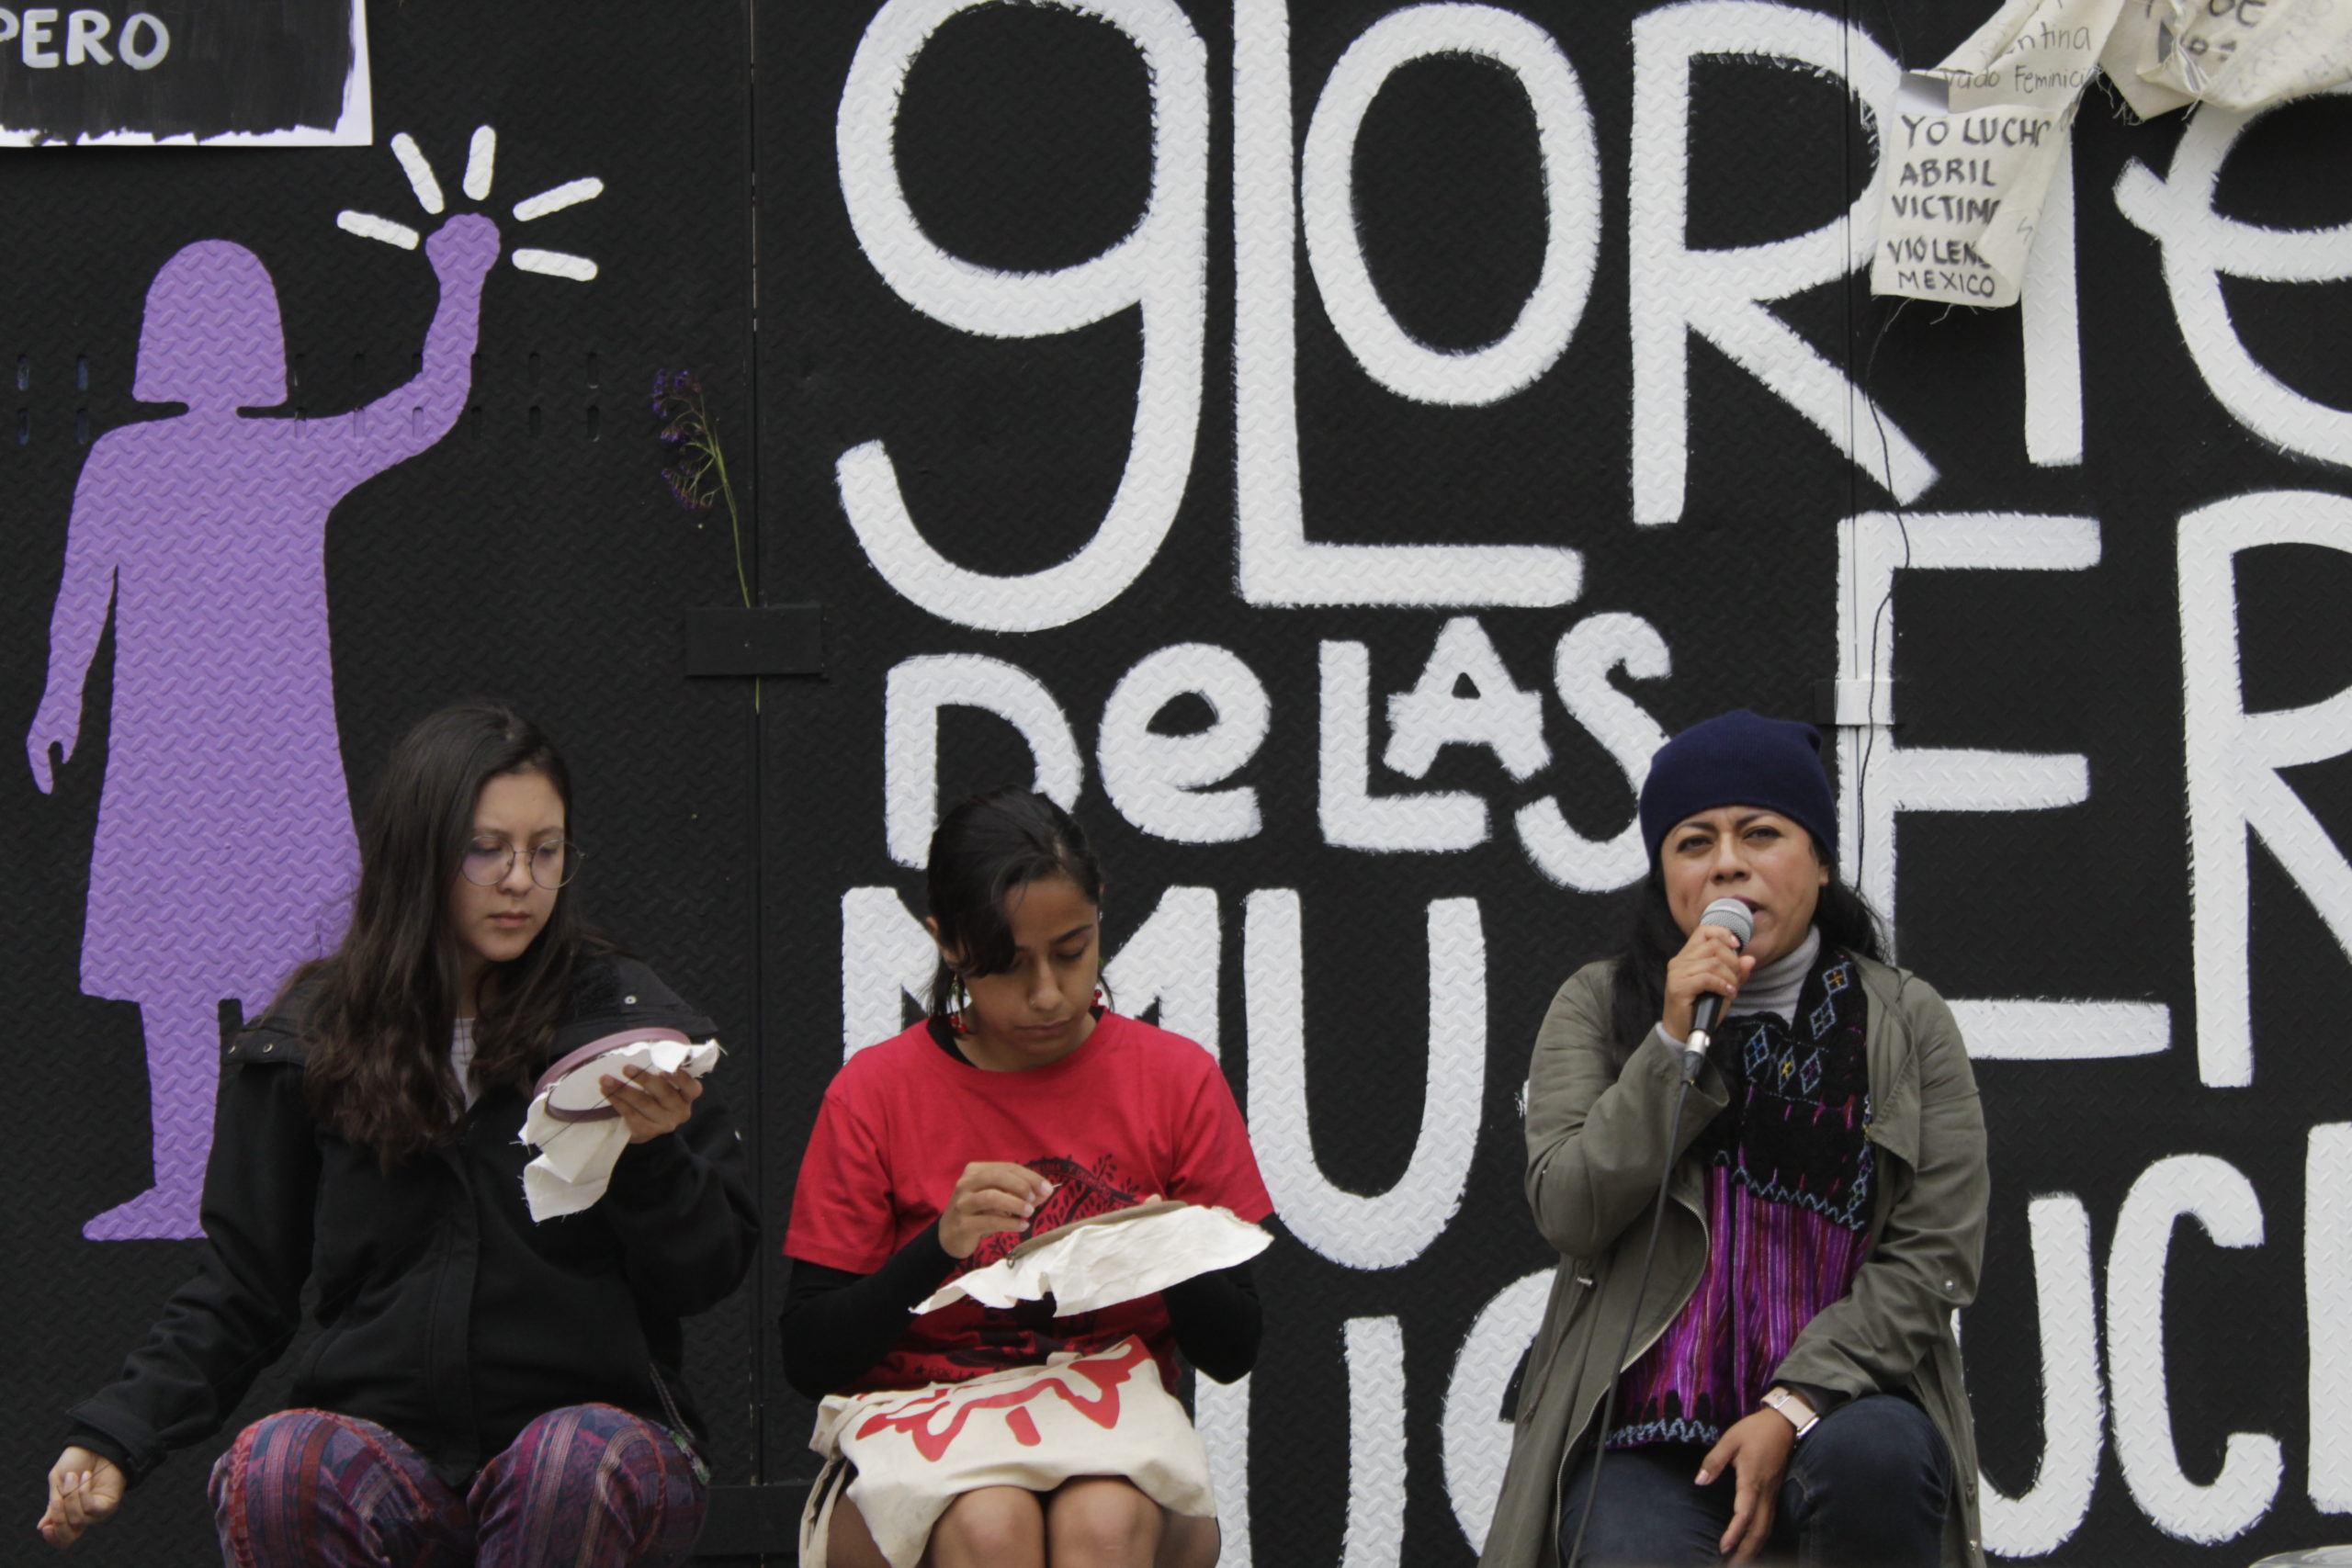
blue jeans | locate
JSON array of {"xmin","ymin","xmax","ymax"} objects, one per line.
[{"xmin": 1556, "ymin": 1395, "xmax": 1951, "ymax": 1568}]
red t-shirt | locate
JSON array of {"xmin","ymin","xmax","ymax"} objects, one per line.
[{"xmin": 786, "ymin": 1012, "xmax": 1274, "ymax": 1394}]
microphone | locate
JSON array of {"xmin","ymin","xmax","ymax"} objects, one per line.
[{"xmin": 1681, "ymin": 897, "xmax": 1753, "ymax": 1082}]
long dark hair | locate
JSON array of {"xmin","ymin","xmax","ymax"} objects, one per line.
[
  {"xmin": 295, "ymin": 701, "xmax": 604, "ymax": 1167},
  {"xmin": 924, "ymin": 788, "xmax": 1105, "ymax": 1030},
  {"xmin": 1602, "ymin": 845, "xmax": 1885, "ymax": 1067}
]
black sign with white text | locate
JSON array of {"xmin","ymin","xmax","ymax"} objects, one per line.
[{"xmin": 0, "ymin": 0, "xmax": 362, "ymax": 145}]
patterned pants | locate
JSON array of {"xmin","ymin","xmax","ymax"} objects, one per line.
[{"xmin": 208, "ymin": 1404, "xmax": 707, "ymax": 1568}]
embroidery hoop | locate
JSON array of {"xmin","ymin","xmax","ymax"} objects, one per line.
[{"xmin": 531, "ymin": 1027, "xmax": 694, "ymax": 1122}]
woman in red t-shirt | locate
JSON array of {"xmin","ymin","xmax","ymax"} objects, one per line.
[{"xmin": 783, "ymin": 789, "xmax": 1273, "ymax": 1568}]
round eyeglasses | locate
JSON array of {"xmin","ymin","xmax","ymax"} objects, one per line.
[{"xmin": 459, "ymin": 838, "xmax": 581, "ymax": 889}]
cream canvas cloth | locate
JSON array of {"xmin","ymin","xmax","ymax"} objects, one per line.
[{"xmin": 798, "ymin": 1336, "xmax": 1215, "ymax": 1568}]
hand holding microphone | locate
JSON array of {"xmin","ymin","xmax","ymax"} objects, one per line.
[{"xmin": 1665, "ymin": 897, "xmax": 1755, "ymax": 1082}]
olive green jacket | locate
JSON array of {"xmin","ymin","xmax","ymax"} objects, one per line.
[{"xmin": 1477, "ymin": 953, "xmax": 1989, "ymax": 1568}]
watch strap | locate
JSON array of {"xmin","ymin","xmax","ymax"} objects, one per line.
[{"xmin": 1763, "ymin": 1385, "xmax": 1820, "ymax": 1438}]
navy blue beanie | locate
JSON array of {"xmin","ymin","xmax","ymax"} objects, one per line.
[{"xmin": 1638, "ymin": 709, "xmax": 1838, "ymax": 868}]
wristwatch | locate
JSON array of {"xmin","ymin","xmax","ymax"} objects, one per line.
[{"xmin": 1761, "ymin": 1386, "xmax": 1820, "ymax": 1438}]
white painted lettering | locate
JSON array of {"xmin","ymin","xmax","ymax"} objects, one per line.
[
  {"xmin": 21, "ymin": 6, "xmax": 57, "ymax": 67},
  {"xmin": 1515, "ymin": 611, "xmax": 1670, "ymax": 891},
  {"xmin": 1320, "ymin": 640, "xmax": 1486, "ymax": 852},
  {"xmin": 62, "ymin": 6, "xmax": 104, "ymax": 64},
  {"xmin": 1197, "ymin": 1374, "xmax": 1255, "ymax": 1567},
  {"xmin": 2312, "ymin": 1124, "xmax": 2352, "ymax": 1513},
  {"xmin": 2107, "ymin": 1155, "xmax": 2279, "ymax": 1541},
  {"xmin": 119, "ymin": 10, "xmax": 165, "ymax": 71},
  {"xmin": 1231, "ymin": 0, "xmax": 1581, "ymax": 607},
  {"xmin": 1342, "ymin": 1316, "xmax": 1406, "ymax": 1568},
  {"xmin": 835, "ymin": 0, "xmax": 1206, "ymax": 630},
  {"xmin": 1384, "ymin": 616, "xmax": 1549, "ymax": 783},
  {"xmin": 1629, "ymin": 1, "xmax": 1930, "ymax": 525},
  {"xmin": 1836, "ymin": 510, "xmax": 2168, "ymax": 1061},
  {"xmin": 1975, "ymin": 1196, "xmax": 2102, "ymax": 1556},
  {"xmin": 1100, "ymin": 886, "xmax": 1222, "ymax": 1055},
  {"xmin": 2021, "ymin": 143, "xmax": 2083, "ymax": 468},
  {"xmin": 1442, "ymin": 1270, "xmax": 1551, "ymax": 1553},
  {"xmin": 882, "ymin": 653, "xmax": 1081, "ymax": 868},
  {"xmin": 2314, "ymin": 1123, "xmax": 2352, "ymax": 1514},
  {"xmin": 2178, "ymin": 491, "xmax": 2352, "ymax": 1087},
  {"xmin": 1302, "ymin": 3, "xmax": 1597, "ymax": 406},
  {"xmin": 1099, "ymin": 643, "xmax": 1269, "ymax": 844},
  {"xmin": 2115, "ymin": 85, "xmax": 2352, "ymax": 470},
  {"xmin": 1244, "ymin": 891, "xmax": 1484, "ymax": 1269},
  {"xmin": 839, "ymin": 886, "xmax": 939, "ymax": 1059}
]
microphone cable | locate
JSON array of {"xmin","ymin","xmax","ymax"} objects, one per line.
[{"xmin": 1564, "ymin": 1065, "xmax": 1702, "ymax": 1568}]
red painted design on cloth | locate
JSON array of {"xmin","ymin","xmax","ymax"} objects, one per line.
[
  {"xmin": 945, "ymin": 1154, "xmax": 1148, "ymax": 1281},
  {"xmin": 855, "ymin": 1338, "xmax": 1153, "ymax": 1462}
]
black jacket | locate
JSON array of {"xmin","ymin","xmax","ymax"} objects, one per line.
[{"xmin": 65, "ymin": 954, "xmax": 757, "ymax": 1486}]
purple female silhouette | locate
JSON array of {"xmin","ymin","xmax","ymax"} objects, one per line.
[{"xmin": 25, "ymin": 213, "xmax": 500, "ymax": 1240}]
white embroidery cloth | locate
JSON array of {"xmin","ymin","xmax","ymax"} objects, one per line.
[
  {"xmin": 519, "ymin": 1037, "xmax": 722, "ymax": 1221},
  {"xmin": 914, "ymin": 1200, "xmax": 1273, "ymax": 1317}
]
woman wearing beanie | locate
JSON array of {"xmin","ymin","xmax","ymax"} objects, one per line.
[{"xmin": 1480, "ymin": 710, "xmax": 1987, "ymax": 1568}]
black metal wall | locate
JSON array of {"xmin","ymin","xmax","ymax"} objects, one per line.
[{"xmin": 10, "ymin": 1, "xmax": 2352, "ymax": 1562}]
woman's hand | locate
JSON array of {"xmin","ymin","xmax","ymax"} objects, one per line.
[
  {"xmin": 1661, "ymin": 920, "xmax": 1756, "ymax": 1042},
  {"xmin": 936, "ymin": 1163, "xmax": 1056, "ymax": 1260},
  {"xmin": 1696, "ymin": 1409, "xmax": 1796, "ymax": 1564},
  {"xmin": 599, "ymin": 1064, "xmax": 703, "ymax": 1145},
  {"xmin": 36, "ymin": 1448, "xmax": 123, "ymax": 1551}
]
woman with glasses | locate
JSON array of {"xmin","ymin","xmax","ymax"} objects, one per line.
[{"xmin": 37, "ymin": 700, "xmax": 756, "ymax": 1567}]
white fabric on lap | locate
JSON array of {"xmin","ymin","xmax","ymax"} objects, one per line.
[{"xmin": 800, "ymin": 1336, "xmax": 1215, "ymax": 1568}]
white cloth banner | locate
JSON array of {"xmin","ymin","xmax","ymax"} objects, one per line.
[
  {"xmin": 1882, "ymin": 0, "xmax": 2352, "ymax": 308},
  {"xmin": 1873, "ymin": 0, "xmax": 2122, "ymax": 309},
  {"xmin": 2132, "ymin": 0, "xmax": 2352, "ymax": 114}
]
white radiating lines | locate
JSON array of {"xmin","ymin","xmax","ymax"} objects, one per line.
[
  {"xmin": 463, "ymin": 127, "xmax": 497, "ymax": 202},
  {"xmin": 389, "ymin": 132, "xmax": 445, "ymax": 213},
  {"xmin": 508, "ymin": 172, "xmax": 605, "ymax": 279},
  {"xmin": 335, "ymin": 211, "xmax": 421, "ymax": 250},
  {"xmin": 512, "ymin": 177, "xmax": 603, "ymax": 222},
  {"xmin": 334, "ymin": 124, "xmax": 604, "ymax": 284},
  {"xmin": 513, "ymin": 250, "xmax": 598, "ymax": 282}
]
